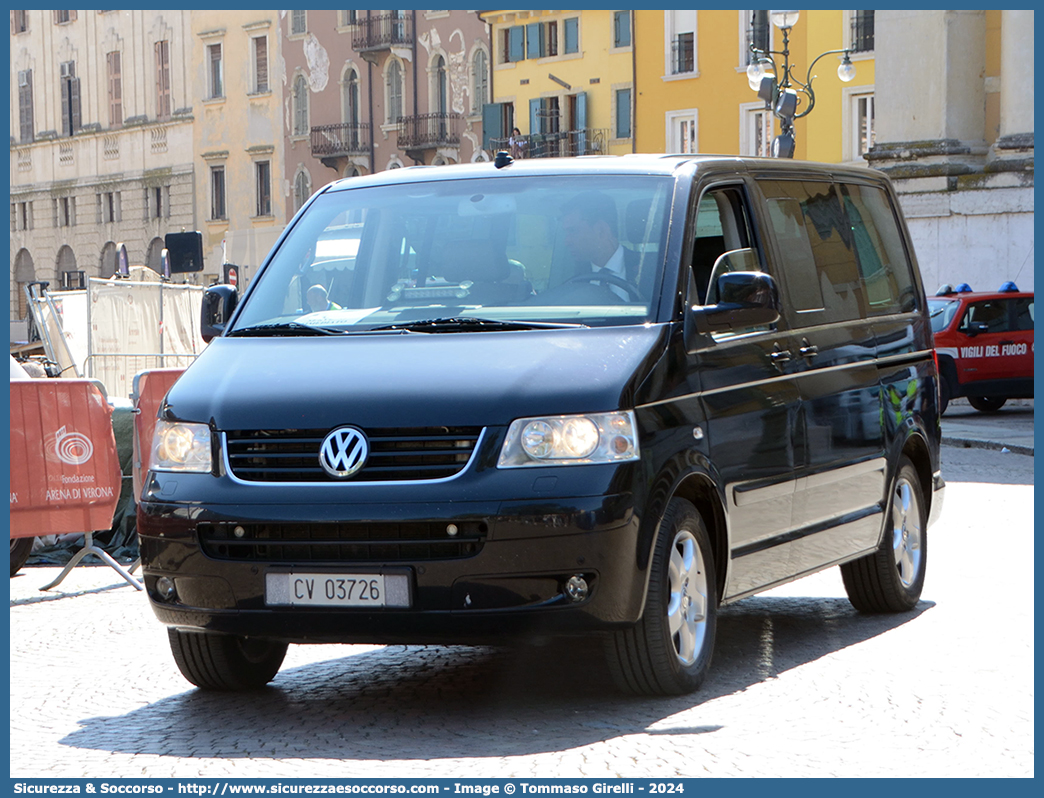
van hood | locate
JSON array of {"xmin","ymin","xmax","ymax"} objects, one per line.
[{"xmin": 165, "ymin": 325, "xmax": 669, "ymax": 431}]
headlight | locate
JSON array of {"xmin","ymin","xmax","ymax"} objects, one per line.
[
  {"xmin": 151, "ymin": 420, "xmax": 212, "ymax": 473},
  {"xmin": 498, "ymin": 411, "xmax": 640, "ymax": 468}
]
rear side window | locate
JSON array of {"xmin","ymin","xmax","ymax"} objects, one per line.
[
  {"xmin": 838, "ymin": 183, "xmax": 917, "ymax": 315},
  {"xmin": 1014, "ymin": 297, "xmax": 1034, "ymax": 331},
  {"xmin": 759, "ymin": 180, "xmax": 865, "ymax": 325}
]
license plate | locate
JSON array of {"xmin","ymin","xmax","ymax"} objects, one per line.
[{"xmin": 265, "ymin": 572, "xmax": 410, "ymax": 608}]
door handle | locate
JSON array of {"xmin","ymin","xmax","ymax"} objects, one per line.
[
  {"xmin": 798, "ymin": 338, "xmax": 819, "ymax": 358},
  {"xmin": 769, "ymin": 344, "xmax": 792, "ymax": 363}
]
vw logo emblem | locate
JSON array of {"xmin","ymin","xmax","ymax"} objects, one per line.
[{"xmin": 319, "ymin": 427, "xmax": 369, "ymax": 478}]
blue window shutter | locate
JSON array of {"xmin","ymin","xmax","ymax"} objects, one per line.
[
  {"xmin": 564, "ymin": 18, "xmax": 578, "ymax": 53},
  {"xmin": 616, "ymin": 89, "xmax": 631, "ymax": 138},
  {"xmin": 530, "ymin": 98, "xmax": 541, "ymax": 136},
  {"xmin": 526, "ymin": 23, "xmax": 542, "ymax": 58},
  {"xmin": 509, "ymin": 26, "xmax": 525, "ymax": 62},
  {"xmin": 575, "ymin": 91, "xmax": 587, "ymax": 130}
]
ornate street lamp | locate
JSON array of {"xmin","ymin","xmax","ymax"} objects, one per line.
[{"xmin": 747, "ymin": 10, "xmax": 856, "ymax": 158}]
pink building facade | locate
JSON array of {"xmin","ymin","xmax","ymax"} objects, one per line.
[{"xmin": 281, "ymin": 10, "xmax": 492, "ymax": 222}]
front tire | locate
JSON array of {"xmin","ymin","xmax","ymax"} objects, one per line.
[
  {"xmin": 605, "ymin": 498, "xmax": 717, "ymax": 695},
  {"xmin": 841, "ymin": 456, "xmax": 927, "ymax": 612},
  {"xmin": 168, "ymin": 629, "xmax": 288, "ymax": 691},
  {"xmin": 10, "ymin": 537, "xmax": 33, "ymax": 577},
  {"xmin": 968, "ymin": 395, "xmax": 1007, "ymax": 413}
]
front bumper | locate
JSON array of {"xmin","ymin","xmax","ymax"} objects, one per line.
[{"xmin": 138, "ymin": 490, "xmax": 649, "ymax": 645}]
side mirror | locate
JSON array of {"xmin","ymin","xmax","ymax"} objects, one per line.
[
  {"xmin": 965, "ymin": 321, "xmax": 989, "ymax": 337},
  {"xmin": 201, "ymin": 284, "xmax": 238, "ymax": 343},
  {"xmin": 690, "ymin": 271, "xmax": 781, "ymax": 336}
]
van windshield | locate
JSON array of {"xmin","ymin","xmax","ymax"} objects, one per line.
[{"xmin": 231, "ymin": 174, "xmax": 672, "ymax": 333}]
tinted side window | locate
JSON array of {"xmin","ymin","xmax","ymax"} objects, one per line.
[
  {"xmin": 1014, "ymin": 297, "xmax": 1034, "ymax": 331},
  {"xmin": 961, "ymin": 300, "xmax": 1012, "ymax": 333},
  {"xmin": 759, "ymin": 180, "xmax": 865, "ymax": 324},
  {"xmin": 838, "ymin": 183, "xmax": 918, "ymax": 315}
]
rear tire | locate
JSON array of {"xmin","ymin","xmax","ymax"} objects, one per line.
[
  {"xmin": 841, "ymin": 456, "xmax": 927, "ymax": 613},
  {"xmin": 605, "ymin": 498, "xmax": 717, "ymax": 695},
  {"xmin": 10, "ymin": 537, "xmax": 33, "ymax": 577},
  {"xmin": 938, "ymin": 376, "xmax": 951, "ymax": 416},
  {"xmin": 167, "ymin": 628, "xmax": 287, "ymax": 691},
  {"xmin": 968, "ymin": 396, "xmax": 1007, "ymax": 413}
]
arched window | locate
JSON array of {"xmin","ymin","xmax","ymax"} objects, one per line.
[
  {"xmin": 343, "ymin": 165, "xmax": 360, "ymax": 179},
  {"xmin": 56, "ymin": 244, "xmax": 77, "ymax": 275},
  {"xmin": 14, "ymin": 248, "xmax": 35, "ymax": 318},
  {"xmin": 343, "ymin": 68, "xmax": 359, "ymax": 128},
  {"xmin": 386, "ymin": 60, "xmax": 402, "ymax": 124},
  {"xmin": 472, "ymin": 49, "xmax": 488, "ymax": 115},
  {"xmin": 145, "ymin": 237, "xmax": 164, "ymax": 272},
  {"xmin": 294, "ymin": 170, "xmax": 311, "ymax": 212},
  {"xmin": 433, "ymin": 55, "xmax": 447, "ymax": 116},
  {"xmin": 99, "ymin": 241, "xmax": 117, "ymax": 277},
  {"xmin": 293, "ymin": 74, "xmax": 309, "ymax": 136}
]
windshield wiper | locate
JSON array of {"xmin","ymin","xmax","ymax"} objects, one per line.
[
  {"xmin": 226, "ymin": 321, "xmax": 346, "ymax": 337},
  {"xmin": 369, "ymin": 316, "xmax": 587, "ymax": 333}
]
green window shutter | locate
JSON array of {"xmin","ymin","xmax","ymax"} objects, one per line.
[{"xmin": 482, "ymin": 102, "xmax": 505, "ymax": 152}]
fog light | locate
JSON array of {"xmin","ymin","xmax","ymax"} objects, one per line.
[
  {"xmin": 156, "ymin": 576, "xmax": 177, "ymax": 602},
  {"xmin": 233, "ymin": 525, "xmax": 246, "ymax": 539},
  {"xmin": 446, "ymin": 524, "xmax": 459, "ymax": 537},
  {"xmin": 564, "ymin": 574, "xmax": 589, "ymax": 603}
]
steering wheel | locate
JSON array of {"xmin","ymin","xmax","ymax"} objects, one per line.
[{"xmin": 561, "ymin": 271, "xmax": 643, "ymax": 302}]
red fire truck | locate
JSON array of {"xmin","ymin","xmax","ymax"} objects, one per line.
[{"xmin": 929, "ymin": 282, "xmax": 1034, "ymax": 414}]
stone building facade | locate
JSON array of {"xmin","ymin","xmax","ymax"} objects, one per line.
[
  {"xmin": 868, "ymin": 10, "xmax": 1034, "ymax": 293},
  {"xmin": 10, "ymin": 10, "xmax": 196, "ymax": 318}
]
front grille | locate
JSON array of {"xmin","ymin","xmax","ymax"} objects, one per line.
[
  {"xmin": 225, "ymin": 426, "xmax": 482, "ymax": 483},
  {"xmin": 199, "ymin": 520, "xmax": 488, "ymax": 562}
]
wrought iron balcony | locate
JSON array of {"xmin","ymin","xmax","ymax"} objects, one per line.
[
  {"xmin": 397, "ymin": 113, "xmax": 462, "ymax": 151},
  {"xmin": 311, "ymin": 123, "xmax": 371, "ymax": 157},
  {"xmin": 489, "ymin": 129, "xmax": 609, "ymax": 159},
  {"xmin": 352, "ymin": 13, "xmax": 413, "ymax": 53},
  {"xmin": 311, "ymin": 122, "xmax": 370, "ymax": 171}
]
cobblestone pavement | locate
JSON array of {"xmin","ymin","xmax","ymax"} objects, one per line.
[{"xmin": 9, "ymin": 446, "xmax": 1033, "ymax": 779}]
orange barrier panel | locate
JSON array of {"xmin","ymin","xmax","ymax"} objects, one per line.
[
  {"xmin": 9, "ymin": 379, "xmax": 122, "ymax": 538},
  {"xmin": 131, "ymin": 368, "xmax": 186, "ymax": 501}
]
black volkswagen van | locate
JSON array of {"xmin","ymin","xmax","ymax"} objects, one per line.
[{"xmin": 139, "ymin": 155, "xmax": 945, "ymax": 694}]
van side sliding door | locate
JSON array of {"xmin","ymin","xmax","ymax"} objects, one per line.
[{"xmin": 754, "ymin": 178, "xmax": 886, "ymax": 575}]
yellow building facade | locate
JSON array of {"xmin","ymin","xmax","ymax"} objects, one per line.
[
  {"xmin": 191, "ymin": 10, "xmax": 286, "ymax": 287},
  {"xmin": 634, "ymin": 10, "xmax": 873, "ymax": 163},
  {"xmin": 634, "ymin": 9, "xmax": 1003, "ymax": 165},
  {"xmin": 480, "ymin": 10, "xmax": 636, "ymax": 156}
]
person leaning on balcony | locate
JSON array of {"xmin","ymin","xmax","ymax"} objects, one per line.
[{"xmin": 509, "ymin": 128, "xmax": 527, "ymax": 159}]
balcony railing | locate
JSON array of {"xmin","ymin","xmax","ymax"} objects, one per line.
[
  {"xmin": 311, "ymin": 122, "xmax": 371, "ymax": 158},
  {"xmin": 850, "ymin": 12, "xmax": 874, "ymax": 52},
  {"xmin": 489, "ymin": 129, "xmax": 609, "ymax": 159},
  {"xmin": 352, "ymin": 13, "xmax": 413, "ymax": 52},
  {"xmin": 397, "ymin": 113, "xmax": 462, "ymax": 150}
]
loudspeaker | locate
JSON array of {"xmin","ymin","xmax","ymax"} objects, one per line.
[{"xmin": 164, "ymin": 231, "xmax": 205, "ymax": 273}]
